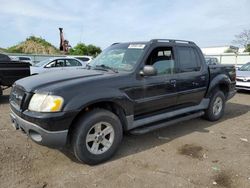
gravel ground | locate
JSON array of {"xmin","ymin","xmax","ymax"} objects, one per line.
[{"xmin": 0, "ymin": 89, "xmax": 250, "ymax": 188}]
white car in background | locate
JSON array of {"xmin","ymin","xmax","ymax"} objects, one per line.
[
  {"xmin": 30, "ymin": 57, "xmax": 87, "ymax": 75},
  {"xmin": 236, "ymin": 62, "xmax": 250, "ymax": 91},
  {"xmin": 10, "ymin": 56, "xmax": 34, "ymax": 65},
  {"xmin": 68, "ymin": 56, "xmax": 93, "ymax": 63}
]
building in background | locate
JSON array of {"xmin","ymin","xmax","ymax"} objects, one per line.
[
  {"xmin": 201, "ymin": 46, "xmax": 250, "ymax": 67},
  {"xmin": 201, "ymin": 46, "xmax": 245, "ymax": 55}
]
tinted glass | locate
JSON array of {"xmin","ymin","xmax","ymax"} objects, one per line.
[
  {"xmin": 146, "ymin": 47, "xmax": 175, "ymax": 75},
  {"xmin": 65, "ymin": 59, "xmax": 81, "ymax": 66},
  {"xmin": 56, "ymin": 60, "xmax": 65, "ymax": 67},
  {"xmin": 239, "ymin": 63, "xmax": 250, "ymax": 71},
  {"xmin": 178, "ymin": 47, "xmax": 201, "ymax": 72},
  {"xmin": 91, "ymin": 43, "xmax": 145, "ymax": 72},
  {"xmin": 19, "ymin": 57, "xmax": 30, "ymax": 60}
]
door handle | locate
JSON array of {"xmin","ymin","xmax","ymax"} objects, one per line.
[
  {"xmin": 200, "ymin": 75, "xmax": 206, "ymax": 81},
  {"xmin": 192, "ymin": 82, "xmax": 199, "ymax": 86},
  {"xmin": 170, "ymin": 79, "xmax": 177, "ymax": 87}
]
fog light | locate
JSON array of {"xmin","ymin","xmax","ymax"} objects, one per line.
[{"xmin": 29, "ymin": 130, "xmax": 42, "ymax": 142}]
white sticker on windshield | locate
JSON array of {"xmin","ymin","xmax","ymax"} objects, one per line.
[{"xmin": 128, "ymin": 44, "xmax": 145, "ymax": 49}]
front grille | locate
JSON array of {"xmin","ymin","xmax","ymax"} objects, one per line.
[
  {"xmin": 236, "ymin": 78, "xmax": 250, "ymax": 82},
  {"xmin": 10, "ymin": 85, "xmax": 26, "ymax": 110}
]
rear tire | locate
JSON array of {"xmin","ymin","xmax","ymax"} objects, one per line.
[
  {"xmin": 71, "ymin": 109, "xmax": 123, "ymax": 165},
  {"xmin": 204, "ymin": 90, "xmax": 225, "ymax": 121}
]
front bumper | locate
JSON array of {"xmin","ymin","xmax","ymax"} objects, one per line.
[
  {"xmin": 236, "ymin": 81, "xmax": 250, "ymax": 91},
  {"xmin": 10, "ymin": 110, "xmax": 68, "ymax": 148}
]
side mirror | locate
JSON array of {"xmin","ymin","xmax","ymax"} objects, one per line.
[{"xmin": 140, "ymin": 65, "xmax": 157, "ymax": 77}]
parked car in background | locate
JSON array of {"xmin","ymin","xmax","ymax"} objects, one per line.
[
  {"xmin": 236, "ymin": 62, "xmax": 250, "ymax": 91},
  {"xmin": 0, "ymin": 54, "xmax": 30, "ymax": 96},
  {"xmin": 30, "ymin": 57, "xmax": 87, "ymax": 75},
  {"xmin": 10, "ymin": 56, "xmax": 34, "ymax": 66},
  {"xmin": 69, "ymin": 56, "xmax": 92, "ymax": 63},
  {"xmin": 205, "ymin": 57, "xmax": 219, "ymax": 65}
]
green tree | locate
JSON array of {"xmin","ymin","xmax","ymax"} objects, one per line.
[
  {"xmin": 233, "ymin": 29, "xmax": 250, "ymax": 52},
  {"xmin": 224, "ymin": 49, "xmax": 235, "ymax": 53},
  {"xmin": 69, "ymin": 43, "xmax": 101, "ymax": 56},
  {"xmin": 245, "ymin": 44, "xmax": 250, "ymax": 53}
]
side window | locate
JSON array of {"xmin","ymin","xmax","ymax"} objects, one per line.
[
  {"xmin": 65, "ymin": 59, "xmax": 81, "ymax": 66},
  {"xmin": 56, "ymin": 59, "xmax": 65, "ymax": 67},
  {"xmin": 146, "ymin": 47, "xmax": 175, "ymax": 75},
  {"xmin": 178, "ymin": 47, "xmax": 201, "ymax": 72},
  {"xmin": 46, "ymin": 60, "xmax": 56, "ymax": 68}
]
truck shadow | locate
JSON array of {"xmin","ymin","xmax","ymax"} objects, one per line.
[
  {"xmin": 0, "ymin": 95, "xmax": 10, "ymax": 104},
  {"xmin": 60, "ymin": 101, "xmax": 250, "ymax": 164},
  {"xmin": 237, "ymin": 90, "xmax": 250, "ymax": 94}
]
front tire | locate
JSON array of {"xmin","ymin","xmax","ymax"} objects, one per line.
[
  {"xmin": 71, "ymin": 109, "xmax": 123, "ymax": 165},
  {"xmin": 204, "ymin": 90, "xmax": 225, "ymax": 121}
]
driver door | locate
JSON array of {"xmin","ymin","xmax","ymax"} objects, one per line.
[{"xmin": 134, "ymin": 46, "xmax": 178, "ymax": 116}]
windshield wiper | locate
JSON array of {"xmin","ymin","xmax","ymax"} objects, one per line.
[{"xmin": 94, "ymin": 64, "xmax": 119, "ymax": 73}]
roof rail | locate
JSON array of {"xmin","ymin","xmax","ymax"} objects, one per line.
[
  {"xmin": 111, "ymin": 42, "xmax": 120, "ymax": 46},
  {"xmin": 150, "ymin": 39, "xmax": 195, "ymax": 45}
]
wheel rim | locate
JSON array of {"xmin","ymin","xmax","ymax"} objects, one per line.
[
  {"xmin": 213, "ymin": 96, "xmax": 223, "ymax": 116},
  {"xmin": 86, "ymin": 122, "xmax": 115, "ymax": 155}
]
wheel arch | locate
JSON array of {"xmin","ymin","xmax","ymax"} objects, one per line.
[
  {"xmin": 206, "ymin": 74, "xmax": 231, "ymax": 98},
  {"xmin": 67, "ymin": 100, "xmax": 129, "ymax": 145}
]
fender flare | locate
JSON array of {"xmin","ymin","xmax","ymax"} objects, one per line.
[{"xmin": 206, "ymin": 74, "xmax": 231, "ymax": 98}]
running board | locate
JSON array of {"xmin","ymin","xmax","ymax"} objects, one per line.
[
  {"xmin": 130, "ymin": 98, "xmax": 209, "ymax": 130},
  {"xmin": 130, "ymin": 111, "xmax": 204, "ymax": 135}
]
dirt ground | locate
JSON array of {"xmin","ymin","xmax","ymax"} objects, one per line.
[{"xmin": 0, "ymin": 89, "xmax": 250, "ymax": 188}]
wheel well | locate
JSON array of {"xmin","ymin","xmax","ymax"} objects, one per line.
[
  {"xmin": 67, "ymin": 101, "xmax": 127, "ymax": 145},
  {"xmin": 218, "ymin": 83, "xmax": 229, "ymax": 98}
]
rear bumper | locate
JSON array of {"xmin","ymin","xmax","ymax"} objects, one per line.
[
  {"xmin": 10, "ymin": 110, "xmax": 68, "ymax": 148},
  {"xmin": 227, "ymin": 90, "xmax": 237, "ymax": 100}
]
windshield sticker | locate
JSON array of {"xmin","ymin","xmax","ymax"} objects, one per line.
[{"xmin": 128, "ymin": 44, "xmax": 145, "ymax": 49}]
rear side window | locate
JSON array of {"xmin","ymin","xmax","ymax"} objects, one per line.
[
  {"xmin": 178, "ymin": 47, "xmax": 201, "ymax": 72},
  {"xmin": 65, "ymin": 59, "xmax": 81, "ymax": 66},
  {"xmin": 77, "ymin": 57, "xmax": 90, "ymax": 62}
]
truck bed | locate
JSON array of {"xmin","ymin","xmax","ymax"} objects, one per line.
[
  {"xmin": 0, "ymin": 61, "xmax": 30, "ymax": 86},
  {"xmin": 208, "ymin": 64, "xmax": 236, "ymax": 82}
]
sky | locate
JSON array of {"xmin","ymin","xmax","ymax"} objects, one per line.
[{"xmin": 0, "ymin": 0, "xmax": 250, "ymax": 49}]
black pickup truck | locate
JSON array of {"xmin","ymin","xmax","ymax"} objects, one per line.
[
  {"xmin": 9, "ymin": 39, "xmax": 236, "ymax": 164},
  {"xmin": 0, "ymin": 54, "xmax": 30, "ymax": 95}
]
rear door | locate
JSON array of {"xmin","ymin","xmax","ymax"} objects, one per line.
[{"xmin": 175, "ymin": 46, "xmax": 209, "ymax": 107}]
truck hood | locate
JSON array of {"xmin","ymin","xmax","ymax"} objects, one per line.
[
  {"xmin": 236, "ymin": 70, "xmax": 250, "ymax": 77},
  {"xmin": 15, "ymin": 69, "xmax": 106, "ymax": 92}
]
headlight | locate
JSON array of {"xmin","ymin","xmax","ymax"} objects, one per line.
[{"xmin": 28, "ymin": 94, "xmax": 64, "ymax": 112}]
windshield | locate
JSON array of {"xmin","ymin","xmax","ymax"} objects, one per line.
[
  {"xmin": 90, "ymin": 43, "xmax": 145, "ymax": 72},
  {"xmin": 239, "ymin": 63, "xmax": 250, "ymax": 71},
  {"xmin": 34, "ymin": 59, "xmax": 52, "ymax": 67}
]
